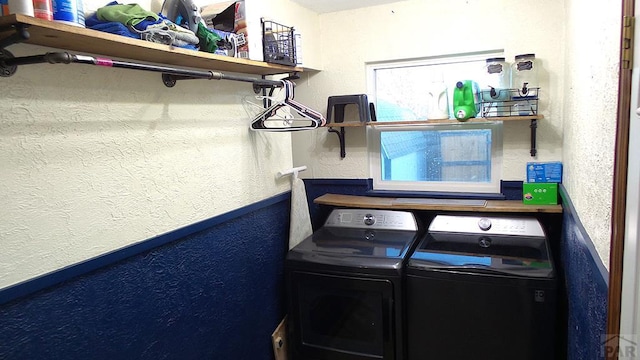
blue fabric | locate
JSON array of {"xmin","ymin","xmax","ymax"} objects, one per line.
[
  {"xmin": 86, "ymin": 13, "xmax": 139, "ymax": 39},
  {"xmin": 84, "ymin": 11, "xmax": 108, "ymax": 27},
  {"xmin": 86, "ymin": 10, "xmax": 197, "ymax": 50},
  {"xmin": 135, "ymin": 12, "xmax": 167, "ymax": 31}
]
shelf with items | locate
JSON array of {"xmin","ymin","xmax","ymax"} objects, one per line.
[
  {"xmin": 365, "ymin": 115, "xmax": 543, "ymax": 126},
  {"xmin": 325, "ymin": 114, "xmax": 542, "ymax": 127},
  {"xmin": 0, "ymin": 14, "xmax": 303, "ymax": 77},
  {"xmin": 325, "ymin": 114, "xmax": 543, "ymax": 158},
  {"xmin": 478, "ymin": 87, "xmax": 539, "ymax": 118}
]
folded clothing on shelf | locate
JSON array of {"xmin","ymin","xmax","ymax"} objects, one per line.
[{"xmin": 86, "ymin": 2, "xmax": 198, "ymax": 50}]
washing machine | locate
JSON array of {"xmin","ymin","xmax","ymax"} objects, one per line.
[
  {"xmin": 286, "ymin": 208, "xmax": 422, "ymax": 360},
  {"xmin": 406, "ymin": 214, "xmax": 557, "ymax": 360}
]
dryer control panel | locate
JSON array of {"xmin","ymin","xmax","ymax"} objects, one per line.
[
  {"xmin": 324, "ymin": 209, "xmax": 418, "ymax": 231},
  {"xmin": 428, "ymin": 215, "xmax": 546, "ymax": 237}
]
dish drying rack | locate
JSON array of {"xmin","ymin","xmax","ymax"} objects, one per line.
[{"xmin": 479, "ymin": 87, "xmax": 540, "ymax": 118}]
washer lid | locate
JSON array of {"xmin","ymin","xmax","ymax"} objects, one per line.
[
  {"xmin": 295, "ymin": 227, "xmax": 418, "ymax": 258},
  {"xmin": 409, "ymin": 231, "xmax": 554, "ymax": 278},
  {"xmin": 287, "ymin": 208, "xmax": 420, "ymax": 270}
]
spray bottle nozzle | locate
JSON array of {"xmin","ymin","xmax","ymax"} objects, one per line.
[{"xmin": 489, "ymin": 86, "xmax": 497, "ymax": 98}]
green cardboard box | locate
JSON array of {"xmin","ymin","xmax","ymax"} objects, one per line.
[{"xmin": 523, "ymin": 183, "xmax": 558, "ymax": 205}]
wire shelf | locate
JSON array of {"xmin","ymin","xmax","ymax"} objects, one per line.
[
  {"xmin": 261, "ymin": 19, "xmax": 296, "ymax": 66},
  {"xmin": 479, "ymin": 87, "xmax": 540, "ymax": 118}
]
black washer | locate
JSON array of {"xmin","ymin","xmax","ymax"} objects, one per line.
[{"xmin": 406, "ymin": 214, "xmax": 557, "ymax": 360}]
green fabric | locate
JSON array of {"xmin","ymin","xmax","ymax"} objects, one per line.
[
  {"xmin": 197, "ymin": 23, "xmax": 222, "ymax": 53},
  {"xmin": 97, "ymin": 3, "xmax": 159, "ymax": 27}
]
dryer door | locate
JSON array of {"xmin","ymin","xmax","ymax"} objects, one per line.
[{"xmin": 288, "ymin": 271, "xmax": 395, "ymax": 360}]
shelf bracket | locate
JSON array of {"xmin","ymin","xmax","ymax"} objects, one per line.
[
  {"xmin": 0, "ymin": 24, "xmax": 30, "ymax": 77},
  {"xmin": 530, "ymin": 119, "xmax": 538, "ymax": 157},
  {"xmin": 0, "ymin": 48, "xmax": 17, "ymax": 77},
  {"xmin": 0, "ymin": 23, "xmax": 30, "ymax": 50},
  {"xmin": 328, "ymin": 127, "xmax": 346, "ymax": 158}
]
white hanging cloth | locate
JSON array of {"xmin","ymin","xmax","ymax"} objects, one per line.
[{"xmin": 278, "ymin": 166, "xmax": 313, "ymax": 250}]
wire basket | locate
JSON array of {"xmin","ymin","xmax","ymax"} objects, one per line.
[
  {"xmin": 262, "ymin": 19, "xmax": 297, "ymax": 66},
  {"xmin": 479, "ymin": 87, "xmax": 540, "ymax": 117}
]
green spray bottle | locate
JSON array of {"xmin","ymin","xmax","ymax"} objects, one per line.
[{"xmin": 452, "ymin": 80, "xmax": 479, "ymax": 121}]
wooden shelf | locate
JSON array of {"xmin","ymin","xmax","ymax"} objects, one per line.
[
  {"xmin": 0, "ymin": 14, "xmax": 303, "ymax": 76},
  {"xmin": 314, "ymin": 193, "xmax": 563, "ymax": 214},
  {"xmin": 326, "ymin": 122, "xmax": 370, "ymax": 127},
  {"xmin": 325, "ymin": 115, "xmax": 543, "ymax": 157},
  {"xmin": 325, "ymin": 115, "xmax": 543, "ymax": 128}
]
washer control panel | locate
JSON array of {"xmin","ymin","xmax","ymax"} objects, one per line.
[
  {"xmin": 324, "ymin": 209, "xmax": 418, "ymax": 231},
  {"xmin": 428, "ymin": 215, "xmax": 545, "ymax": 237}
]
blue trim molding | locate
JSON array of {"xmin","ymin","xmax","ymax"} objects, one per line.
[
  {"xmin": 0, "ymin": 193, "xmax": 291, "ymax": 360},
  {"xmin": 559, "ymin": 184, "xmax": 608, "ymax": 360},
  {"xmin": 500, "ymin": 180, "xmax": 525, "ymax": 200}
]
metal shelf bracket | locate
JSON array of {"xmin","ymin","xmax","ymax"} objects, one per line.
[
  {"xmin": 0, "ymin": 24, "xmax": 30, "ymax": 77},
  {"xmin": 530, "ymin": 119, "xmax": 538, "ymax": 157},
  {"xmin": 328, "ymin": 127, "xmax": 346, "ymax": 158}
]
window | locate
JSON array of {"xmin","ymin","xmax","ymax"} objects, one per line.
[{"xmin": 366, "ymin": 52, "xmax": 504, "ymax": 194}]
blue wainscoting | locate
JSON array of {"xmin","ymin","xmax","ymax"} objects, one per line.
[
  {"xmin": 559, "ymin": 185, "xmax": 609, "ymax": 360},
  {"xmin": 0, "ymin": 193, "xmax": 290, "ymax": 360}
]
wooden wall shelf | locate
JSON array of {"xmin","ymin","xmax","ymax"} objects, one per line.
[
  {"xmin": 314, "ymin": 193, "xmax": 563, "ymax": 214},
  {"xmin": 326, "ymin": 115, "xmax": 544, "ymax": 157},
  {"xmin": 0, "ymin": 14, "xmax": 302, "ymax": 76},
  {"xmin": 325, "ymin": 115, "xmax": 544, "ymax": 128}
]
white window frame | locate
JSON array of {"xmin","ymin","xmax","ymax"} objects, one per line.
[
  {"xmin": 368, "ymin": 123, "xmax": 503, "ymax": 193},
  {"xmin": 366, "ymin": 51, "xmax": 504, "ymax": 194}
]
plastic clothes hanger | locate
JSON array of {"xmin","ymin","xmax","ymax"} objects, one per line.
[{"xmin": 250, "ymin": 80, "xmax": 326, "ymax": 132}]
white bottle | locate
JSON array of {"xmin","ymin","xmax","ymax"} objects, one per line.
[
  {"xmin": 427, "ymin": 82, "xmax": 450, "ymax": 120},
  {"xmin": 8, "ymin": 0, "xmax": 34, "ymax": 16}
]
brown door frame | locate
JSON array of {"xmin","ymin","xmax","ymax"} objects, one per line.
[{"xmin": 607, "ymin": 0, "xmax": 634, "ymax": 357}]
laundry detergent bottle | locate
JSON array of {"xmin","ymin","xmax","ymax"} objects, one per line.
[
  {"xmin": 427, "ymin": 81, "xmax": 450, "ymax": 120},
  {"xmin": 453, "ymin": 80, "xmax": 478, "ymax": 121}
]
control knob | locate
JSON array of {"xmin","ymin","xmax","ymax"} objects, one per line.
[
  {"xmin": 478, "ymin": 218, "xmax": 492, "ymax": 231},
  {"xmin": 364, "ymin": 214, "xmax": 376, "ymax": 226}
]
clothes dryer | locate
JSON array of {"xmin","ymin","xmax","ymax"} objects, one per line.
[{"xmin": 286, "ymin": 208, "xmax": 422, "ymax": 360}]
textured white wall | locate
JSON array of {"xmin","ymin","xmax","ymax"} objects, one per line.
[
  {"xmin": 0, "ymin": 43, "xmax": 294, "ymax": 289},
  {"xmin": 291, "ymin": 0, "xmax": 619, "ymax": 269},
  {"xmin": 561, "ymin": 0, "xmax": 621, "ymax": 269},
  {"xmin": 246, "ymin": 0, "xmax": 321, "ymax": 69},
  {"xmin": 292, "ymin": 0, "xmax": 566, "ymax": 179},
  {"xmin": 1, "ymin": 0, "xmax": 619, "ymax": 290}
]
